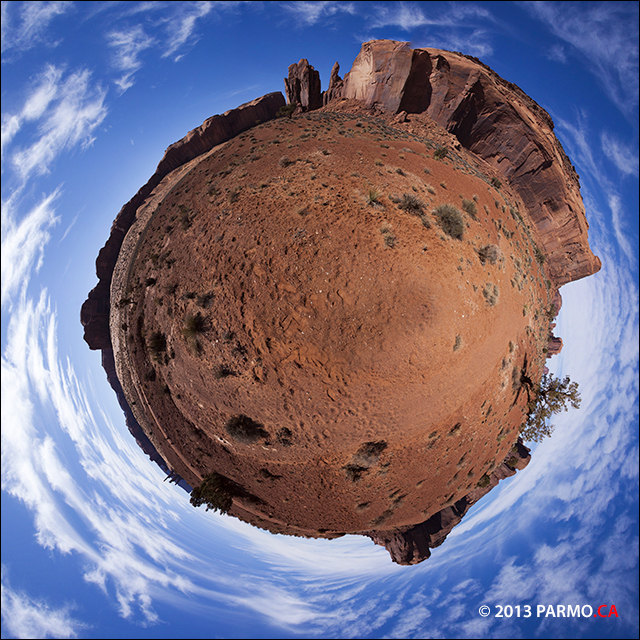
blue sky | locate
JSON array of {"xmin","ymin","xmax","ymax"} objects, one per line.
[{"xmin": 1, "ymin": 1, "xmax": 638, "ymax": 638}]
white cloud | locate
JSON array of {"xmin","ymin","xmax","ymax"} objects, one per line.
[
  {"xmin": 600, "ymin": 131, "xmax": 640, "ymax": 178},
  {"xmin": 161, "ymin": 1, "xmax": 216, "ymax": 60},
  {"xmin": 0, "ymin": 190, "xmax": 59, "ymax": 309},
  {"xmin": 1, "ymin": 567, "xmax": 87, "ymax": 639},
  {"xmin": 8, "ymin": 67, "xmax": 107, "ymax": 183},
  {"xmin": 522, "ymin": 1, "xmax": 639, "ymax": 115},
  {"xmin": 106, "ymin": 25, "xmax": 155, "ymax": 92},
  {"xmin": 1, "ymin": 0, "xmax": 71, "ymax": 58},
  {"xmin": 280, "ymin": 1, "xmax": 356, "ymax": 26}
]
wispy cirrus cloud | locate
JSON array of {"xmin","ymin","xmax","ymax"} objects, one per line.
[
  {"xmin": 0, "ymin": 191, "xmax": 60, "ymax": 309},
  {"xmin": 0, "ymin": 0, "xmax": 71, "ymax": 58},
  {"xmin": 3, "ymin": 65, "xmax": 107, "ymax": 184},
  {"xmin": 106, "ymin": 25, "xmax": 155, "ymax": 92},
  {"xmin": 1, "ymin": 567, "xmax": 87, "ymax": 639},
  {"xmin": 161, "ymin": 1, "xmax": 216, "ymax": 61},
  {"xmin": 362, "ymin": 1, "xmax": 495, "ymax": 58},
  {"xmin": 280, "ymin": 1, "xmax": 356, "ymax": 26},
  {"xmin": 521, "ymin": 1, "xmax": 639, "ymax": 116},
  {"xmin": 600, "ymin": 131, "xmax": 640, "ymax": 178}
]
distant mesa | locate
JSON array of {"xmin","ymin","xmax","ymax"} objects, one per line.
[{"xmin": 81, "ymin": 40, "xmax": 600, "ymax": 564}]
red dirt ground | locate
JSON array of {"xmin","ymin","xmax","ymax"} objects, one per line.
[{"xmin": 114, "ymin": 105, "xmax": 555, "ymax": 536}]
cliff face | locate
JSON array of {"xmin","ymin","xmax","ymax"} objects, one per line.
[
  {"xmin": 314, "ymin": 40, "xmax": 601, "ymax": 286},
  {"xmin": 367, "ymin": 439, "xmax": 531, "ymax": 565},
  {"xmin": 81, "ymin": 92, "xmax": 285, "ymax": 350}
]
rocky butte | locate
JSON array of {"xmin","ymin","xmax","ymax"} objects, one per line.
[{"xmin": 81, "ymin": 40, "xmax": 600, "ymax": 564}]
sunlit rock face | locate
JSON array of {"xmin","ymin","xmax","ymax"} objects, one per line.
[{"xmin": 82, "ymin": 41, "xmax": 599, "ymax": 563}]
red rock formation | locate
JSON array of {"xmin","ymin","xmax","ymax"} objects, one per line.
[
  {"xmin": 325, "ymin": 40, "xmax": 601, "ymax": 287},
  {"xmin": 546, "ymin": 334, "xmax": 564, "ymax": 358},
  {"xmin": 368, "ymin": 439, "xmax": 531, "ymax": 564},
  {"xmin": 284, "ymin": 59, "xmax": 322, "ymax": 111},
  {"xmin": 81, "ymin": 92, "xmax": 285, "ymax": 350},
  {"xmin": 322, "ymin": 62, "xmax": 344, "ymax": 106}
]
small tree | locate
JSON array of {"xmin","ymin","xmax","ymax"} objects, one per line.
[
  {"xmin": 190, "ymin": 472, "xmax": 233, "ymax": 514},
  {"xmin": 520, "ymin": 373, "xmax": 581, "ymax": 442}
]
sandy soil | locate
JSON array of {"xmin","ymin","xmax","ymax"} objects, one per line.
[{"xmin": 112, "ymin": 105, "xmax": 555, "ymax": 535}]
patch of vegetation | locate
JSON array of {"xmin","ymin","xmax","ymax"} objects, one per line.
[
  {"xmin": 396, "ymin": 193, "xmax": 425, "ymax": 215},
  {"xmin": 534, "ymin": 245, "xmax": 546, "ymax": 265},
  {"xmin": 366, "ymin": 189, "xmax": 382, "ymax": 206},
  {"xmin": 380, "ymin": 225, "xmax": 397, "ymax": 248},
  {"xmin": 476, "ymin": 474, "xmax": 491, "ymax": 488},
  {"xmin": 491, "ymin": 177, "xmax": 502, "ymax": 189},
  {"xmin": 279, "ymin": 155, "xmax": 295, "ymax": 168},
  {"xmin": 148, "ymin": 331, "xmax": 167, "ymax": 361},
  {"xmin": 190, "ymin": 472, "xmax": 233, "ymax": 514},
  {"xmin": 453, "ymin": 335, "xmax": 462, "ymax": 351},
  {"xmin": 225, "ymin": 414, "xmax": 268, "ymax": 444},
  {"xmin": 461, "ymin": 198, "xmax": 477, "ymax": 219},
  {"xmin": 433, "ymin": 203, "xmax": 465, "ymax": 240},
  {"xmin": 276, "ymin": 427, "xmax": 293, "ymax": 447},
  {"xmin": 433, "ymin": 146, "xmax": 448, "ymax": 160},
  {"xmin": 196, "ymin": 291, "xmax": 215, "ymax": 308},
  {"xmin": 520, "ymin": 373, "xmax": 581, "ymax": 443},
  {"xmin": 482, "ymin": 283, "xmax": 499, "ymax": 306},
  {"xmin": 477, "ymin": 244, "xmax": 500, "ymax": 265}
]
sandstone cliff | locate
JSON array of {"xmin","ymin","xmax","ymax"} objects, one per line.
[
  {"xmin": 367, "ymin": 439, "xmax": 531, "ymax": 565},
  {"xmin": 81, "ymin": 92, "xmax": 285, "ymax": 350},
  {"xmin": 287, "ymin": 40, "xmax": 601, "ymax": 287}
]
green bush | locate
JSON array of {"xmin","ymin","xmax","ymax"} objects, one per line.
[
  {"xmin": 434, "ymin": 147, "xmax": 448, "ymax": 160},
  {"xmin": 433, "ymin": 203, "xmax": 465, "ymax": 239},
  {"xmin": 225, "ymin": 414, "xmax": 268, "ymax": 443},
  {"xmin": 367, "ymin": 189, "xmax": 382, "ymax": 206},
  {"xmin": 190, "ymin": 472, "xmax": 233, "ymax": 514},
  {"xmin": 491, "ymin": 177, "xmax": 502, "ymax": 189}
]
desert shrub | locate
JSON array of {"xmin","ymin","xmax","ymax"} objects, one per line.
[
  {"xmin": 477, "ymin": 244, "xmax": 500, "ymax": 265},
  {"xmin": 182, "ymin": 312, "xmax": 206, "ymax": 340},
  {"xmin": 148, "ymin": 331, "xmax": 166, "ymax": 358},
  {"xmin": 276, "ymin": 427, "xmax": 293, "ymax": 446},
  {"xmin": 483, "ymin": 283, "xmax": 499, "ymax": 306},
  {"xmin": 534, "ymin": 245, "xmax": 546, "ymax": 265},
  {"xmin": 453, "ymin": 335, "xmax": 462, "ymax": 351},
  {"xmin": 461, "ymin": 198, "xmax": 477, "ymax": 219},
  {"xmin": 277, "ymin": 103, "xmax": 297, "ymax": 118},
  {"xmin": 343, "ymin": 464, "xmax": 368, "ymax": 482},
  {"xmin": 491, "ymin": 177, "xmax": 502, "ymax": 189},
  {"xmin": 190, "ymin": 472, "xmax": 233, "ymax": 514},
  {"xmin": 366, "ymin": 189, "xmax": 382, "ymax": 206},
  {"xmin": 279, "ymin": 156, "xmax": 294, "ymax": 168},
  {"xmin": 476, "ymin": 474, "xmax": 491, "ymax": 488},
  {"xmin": 196, "ymin": 291, "xmax": 214, "ymax": 308},
  {"xmin": 213, "ymin": 365, "xmax": 235, "ymax": 379},
  {"xmin": 225, "ymin": 414, "xmax": 268, "ymax": 443},
  {"xmin": 433, "ymin": 146, "xmax": 448, "ymax": 160},
  {"xmin": 397, "ymin": 193, "xmax": 424, "ymax": 215},
  {"xmin": 433, "ymin": 204, "xmax": 465, "ymax": 239}
]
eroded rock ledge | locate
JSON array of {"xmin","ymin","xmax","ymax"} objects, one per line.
[
  {"xmin": 285, "ymin": 39, "xmax": 601, "ymax": 286},
  {"xmin": 366, "ymin": 439, "xmax": 531, "ymax": 565}
]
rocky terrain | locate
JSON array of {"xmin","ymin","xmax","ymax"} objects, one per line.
[{"xmin": 82, "ymin": 41, "xmax": 600, "ymax": 563}]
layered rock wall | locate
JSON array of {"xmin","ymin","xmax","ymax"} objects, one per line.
[
  {"xmin": 81, "ymin": 92, "xmax": 285, "ymax": 350},
  {"xmin": 368, "ymin": 439, "xmax": 531, "ymax": 564},
  {"xmin": 324, "ymin": 40, "xmax": 601, "ymax": 286},
  {"xmin": 284, "ymin": 59, "xmax": 322, "ymax": 111}
]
